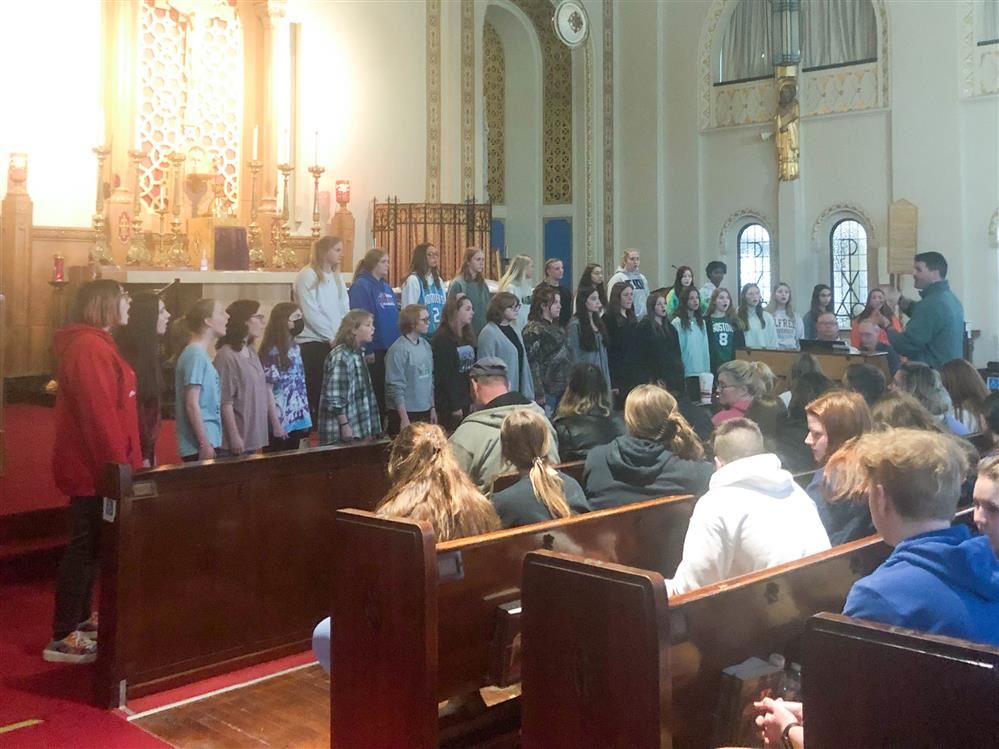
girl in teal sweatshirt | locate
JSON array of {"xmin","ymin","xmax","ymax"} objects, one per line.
[{"xmin": 671, "ymin": 287, "xmax": 711, "ymax": 402}]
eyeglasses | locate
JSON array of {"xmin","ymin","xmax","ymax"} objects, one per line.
[
  {"xmin": 419, "ymin": 316, "xmax": 431, "ymax": 323},
  {"xmin": 251, "ymin": 314, "xmax": 266, "ymax": 321},
  {"xmin": 717, "ymin": 383, "xmax": 737, "ymax": 391}
]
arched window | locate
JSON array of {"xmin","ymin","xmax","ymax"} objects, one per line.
[
  {"xmin": 830, "ymin": 219, "xmax": 869, "ymax": 327},
  {"xmin": 717, "ymin": 0, "xmax": 877, "ymax": 84},
  {"xmin": 980, "ymin": 0, "xmax": 999, "ymax": 45},
  {"xmin": 737, "ymin": 223, "xmax": 772, "ymax": 304}
]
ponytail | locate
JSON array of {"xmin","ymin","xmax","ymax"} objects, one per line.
[
  {"xmin": 501, "ymin": 410, "xmax": 577, "ymax": 520},
  {"xmin": 528, "ymin": 456, "xmax": 572, "ymax": 520}
]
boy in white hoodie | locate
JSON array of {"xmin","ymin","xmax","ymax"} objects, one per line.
[{"xmin": 666, "ymin": 418, "xmax": 830, "ymax": 596}]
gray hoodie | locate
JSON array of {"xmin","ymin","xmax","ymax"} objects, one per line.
[{"xmin": 449, "ymin": 393, "xmax": 559, "ymax": 495}]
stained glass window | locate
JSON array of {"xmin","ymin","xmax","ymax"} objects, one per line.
[
  {"xmin": 737, "ymin": 223, "xmax": 772, "ymax": 304},
  {"xmin": 830, "ymin": 218, "xmax": 869, "ymax": 327}
]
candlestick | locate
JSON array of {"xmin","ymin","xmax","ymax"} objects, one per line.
[
  {"xmin": 252, "ymin": 126, "xmax": 259, "ymax": 161},
  {"xmin": 247, "ymin": 159, "xmax": 264, "ymax": 268},
  {"xmin": 91, "ymin": 145, "xmax": 114, "ymax": 266},
  {"xmin": 126, "ymin": 148, "xmax": 149, "ymax": 265},
  {"xmin": 273, "ymin": 163, "xmax": 296, "ymax": 269},
  {"xmin": 308, "ymin": 163, "xmax": 325, "ymax": 240},
  {"xmin": 166, "ymin": 152, "xmax": 187, "ymax": 266},
  {"xmin": 313, "ymin": 130, "xmax": 319, "ymax": 166}
]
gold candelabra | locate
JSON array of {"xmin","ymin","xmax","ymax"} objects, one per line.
[
  {"xmin": 167, "ymin": 152, "xmax": 189, "ymax": 267},
  {"xmin": 91, "ymin": 145, "xmax": 114, "ymax": 266},
  {"xmin": 273, "ymin": 163, "xmax": 296, "ymax": 269},
  {"xmin": 154, "ymin": 204, "xmax": 170, "ymax": 266},
  {"xmin": 126, "ymin": 149, "xmax": 149, "ymax": 265},
  {"xmin": 247, "ymin": 159, "xmax": 264, "ymax": 268},
  {"xmin": 308, "ymin": 164, "xmax": 325, "ymax": 240}
]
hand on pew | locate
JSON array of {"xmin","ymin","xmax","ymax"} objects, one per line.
[{"xmin": 754, "ymin": 697, "xmax": 803, "ymax": 748}]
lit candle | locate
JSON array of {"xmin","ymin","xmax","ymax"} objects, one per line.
[
  {"xmin": 314, "ymin": 130, "xmax": 319, "ymax": 165},
  {"xmin": 53, "ymin": 255, "xmax": 65, "ymax": 282},
  {"xmin": 252, "ymin": 126, "xmax": 258, "ymax": 161}
]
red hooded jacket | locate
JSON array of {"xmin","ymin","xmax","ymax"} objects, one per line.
[{"xmin": 51, "ymin": 324, "xmax": 143, "ymax": 497}]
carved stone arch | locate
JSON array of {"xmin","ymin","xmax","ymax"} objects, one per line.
[
  {"xmin": 697, "ymin": 0, "xmax": 890, "ymax": 131},
  {"xmin": 811, "ymin": 203, "xmax": 878, "ymax": 254},
  {"xmin": 990, "ymin": 208, "xmax": 999, "ymax": 248},
  {"xmin": 718, "ymin": 209, "xmax": 775, "ymax": 257}
]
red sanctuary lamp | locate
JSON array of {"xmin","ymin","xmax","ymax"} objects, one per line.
[{"xmin": 53, "ymin": 255, "xmax": 65, "ymax": 282}]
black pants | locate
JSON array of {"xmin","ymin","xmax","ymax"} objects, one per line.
[
  {"xmin": 386, "ymin": 410, "xmax": 433, "ymax": 437},
  {"xmin": 438, "ymin": 408, "xmax": 468, "ymax": 434},
  {"xmin": 53, "ymin": 496, "xmax": 102, "ymax": 640},
  {"xmin": 300, "ymin": 341, "xmax": 330, "ymax": 426},
  {"xmin": 368, "ymin": 350, "xmax": 388, "ymax": 422},
  {"xmin": 265, "ymin": 428, "xmax": 312, "ymax": 453}
]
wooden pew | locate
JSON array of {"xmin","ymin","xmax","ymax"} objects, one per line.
[
  {"xmin": 519, "ymin": 506, "xmax": 978, "ymax": 749},
  {"xmin": 96, "ymin": 439, "xmax": 391, "ymax": 708},
  {"xmin": 491, "ymin": 460, "xmax": 585, "ymax": 494},
  {"xmin": 520, "ymin": 536, "xmax": 893, "ymax": 749},
  {"xmin": 803, "ymin": 613, "xmax": 999, "ymax": 748},
  {"xmin": 737, "ymin": 347, "xmax": 889, "ymax": 389},
  {"xmin": 330, "ymin": 493, "xmax": 698, "ymax": 748}
]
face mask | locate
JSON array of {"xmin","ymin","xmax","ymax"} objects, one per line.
[{"xmin": 289, "ymin": 318, "xmax": 305, "ymax": 337}]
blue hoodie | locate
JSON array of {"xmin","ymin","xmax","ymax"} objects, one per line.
[
  {"xmin": 348, "ymin": 271, "xmax": 400, "ymax": 352},
  {"xmin": 843, "ymin": 525, "xmax": 999, "ymax": 646}
]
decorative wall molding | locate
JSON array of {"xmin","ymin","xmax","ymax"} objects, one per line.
[
  {"xmin": 810, "ymin": 203, "xmax": 878, "ymax": 253},
  {"xmin": 584, "ymin": 39, "xmax": 595, "ymax": 262},
  {"xmin": 426, "ymin": 0, "xmax": 441, "ymax": 202},
  {"xmin": 511, "ymin": 0, "xmax": 573, "ymax": 204},
  {"xmin": 460, "ymin": 0, "xmax": 475, "ymax": 199},
  {"xmin": 960, "ymin": 0, "xmax": 999, "ymax": 98},
  {"xmin": 989, "ymin": 207, "xmax": 999, "ymax": 248},
  {"xmin": 717, "ymin": 209, "xmax": 773, "ymax": 256},
  {"xmin": 602, "ymin": 0, "xmax": 614, "ymax": 268},
  {"xmin": 483, "ymin": 21, "xmax": 506, "ymax": 204},
  {"xmin": 698, "ymin": 0, "xmax": 890, "ymax": 131}
]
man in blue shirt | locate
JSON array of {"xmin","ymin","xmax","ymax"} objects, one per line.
[
  {"xmin": 874, "ymin": 251, "xmax": 964, "ymax": 369},
  {"xmin": 826, "ymin": 428, "xmax": 999, "ymax": 646}
]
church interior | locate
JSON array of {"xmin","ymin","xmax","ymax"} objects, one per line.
[{"xmin": 1, "ymin": 0, "xmax": 998, "ymax": 747}]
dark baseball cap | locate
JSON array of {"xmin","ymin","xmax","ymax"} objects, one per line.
[{"xmin": 469, "ymin": 357, "xmax": 508, "ymax": 379}]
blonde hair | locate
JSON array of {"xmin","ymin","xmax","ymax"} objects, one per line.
[
  {"xmin": 624, "ymin": 385, "xmax": 704, "ymax": 460},
  {"xmin": 824, "ymin": 428, "xmax": 968, "ymax": 522},
  {"xmin": 500, "ymin": 410, "xmax": 573, "ymax": 520},
  {"xmin": 716, "ymin": 359, "xmax": 770, "ymax": 399},
  {"xmin": 498, "ymin": 254, "xmax": 533, "ymax": 291},
  {"xmin": 376, "ymin": 423, "xmax": 501, "ymax": 541},
  {"xmin": 309, "ymin": 236, "xmax": 346, "ymax": 291},
  {"xmin": 332, "ymin": 309, "xmax": 373, "ymax": 349}
]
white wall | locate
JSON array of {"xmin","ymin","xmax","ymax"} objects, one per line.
[{"xmin": 630, "ymin": 0, "xmax": 999, "ymax": 364}]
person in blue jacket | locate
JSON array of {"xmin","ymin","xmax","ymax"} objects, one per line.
[
  {"xmin": 348, "ymin": 248, "xmax": 400, "ymax": 419},
  {"xmin": 828, "ymin": 428, "xmax": 999, "ymax": 646},
  {"xmin": 871, "ymin": 251, "xmax": 964, "ymax": 369}
]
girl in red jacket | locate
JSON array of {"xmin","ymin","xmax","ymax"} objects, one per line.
[{"xmin": 45, "ymin": 280, "xmax": 142, "ymax": 663}]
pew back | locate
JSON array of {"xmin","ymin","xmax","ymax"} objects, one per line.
[
  {"xmin": 96, "ymin": 440, "xmax": 391, "ymax": 707},
  {"xmin": 521, "ymin": 551, "xmax": 671, "ymax": 749},
  {"xmin": 331, "ymin": 493, "xmax": 697, "ymax": 747},
  {"xmin": 737, "ymin": 347, "xmax": 889, "ymax": 389},
  {"xmin": 803, "ymin": 613, "xmax": 999, "ymax": 749}
]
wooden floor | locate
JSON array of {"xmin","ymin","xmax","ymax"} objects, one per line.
[{"xmin": 132, "ymin": 664, "xmax": 330, "ymax": 748}]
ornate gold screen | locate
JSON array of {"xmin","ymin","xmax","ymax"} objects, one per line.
[
  {"xmin": 136, "ymin": 0, "xmax": 242, "ymax": 210},
  {"xmin": 483, "ymin": 22, "xmax": 506, "ymax": 205}
]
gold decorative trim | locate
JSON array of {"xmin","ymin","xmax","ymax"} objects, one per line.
[
  {"xmin": 810, "ymin": 203, "xmax": 878, "ymax": 253},
  {"xmin": 717, "ymin": 210, "xmax": 774, "ymax": 257},
  {"xmin": 32, "ymin": 227, "xmax": 99, "ymax": 243},
  {"xmin": 460, "ymin": 0, "xmax": 475, "ymax": 199},
  {"xmin": 483, "ymin": 21, "xmax": 506, "ymax": 205},
  {"xmin": 602, "ymin": 0, "xmax": 614, "ymax": 267},
  {"xmin": 426, "ymin": 0, "xmax": 441, "ymax": 202}
]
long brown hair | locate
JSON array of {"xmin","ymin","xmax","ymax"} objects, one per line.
[
  {"xmin": 940, "ymin": 358, "xmax": 988, "ymax": 428},
  {"xmin": 259, "ymin": 302, "xmax": 301, "ymax": 371},
  {"xmin": 624, "ymin": 384, "xmax": 704, "ymax": 460},
  {"xmin": 500, "ymin": 410, "xmax": 572, "ymax": 520},
  {"xmin": 353, "ymin": 248, "xmax": 388, "ymax": 282},
  {"xmin": 376, "ymin": 423, "xmax": 500, "ymax": 541},
  {"xmin": 706, "ymin": 287, "xmax": 739, "ymax": 327},
  {"xmin": 460, "ymin": 247, "xmax": 486, "ymax": 283},
  {"xmin": 806, "ymin": 389, "xmax": 873, "ymax": 461},
  {"xmin": 332, "ymin": 309, "xmax": 372, "ymax": 350},
  {"xmin": 434, "ymin": 293, "xmax": 476, "ymax": 346}
]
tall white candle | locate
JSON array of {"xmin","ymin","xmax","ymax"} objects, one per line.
[
  {"xmin": 314, "ymin": 130, "xmax": 319, "ymax": 165},
  {"xmin": 252, "ymin": 126, "xmax": 259, "ymax": 161}
]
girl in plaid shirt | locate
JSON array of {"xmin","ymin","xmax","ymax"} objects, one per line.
[{"xmin": 318, "ymin": 310, "xmax": 382, "ymax": 444}]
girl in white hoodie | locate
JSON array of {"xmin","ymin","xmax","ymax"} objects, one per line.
[{"xmin": 738, "ymin": 283, "xmax": 779, "ymax": 349}]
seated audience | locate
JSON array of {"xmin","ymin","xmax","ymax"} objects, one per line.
[
  {"xmin": 318, "ymin": 310, "xmax": 382, "ymax": 445},
  {"xmin": 855, "ymin": 319, "xmax": 901, "ymax": 376},
  {"xmin": 940, "ymin": 358, "xmax": 989, "ymax": 433},
  {"xmin": 312, "ymin": 423, "xmax": 500, "ymax": 672},
  {"xmin": 851, "ymin": 286, "xmax": 902, "ymax": 348},
  {"xmin": 756, "ymin": 429, "xmax": 999, "ymax": 749},
  {"xmin": 385, "ymin": 304, "xmax": 436, "ymax": 435},
  {"xmin": 666, "ymin": 419, "xmax": 829, "ymax": 596},
  {"xmin": 986, "ymin": 392, "xmax": 999, "ymax": 450},
  {"xmin": 449, "ymin": 357, "xmax": 557, "ymax": 495},
  {"xmin": 843, "ymin": 362, "xmax": 887, "ymax": 407},
  {"xmin": 553, "ymin": 364, "xmax": 625, "ymax": 461},
  {"xmin": 583, "ymin": 384, "xmax": 711, "ymax": 510},
  {"xmin": 493, "ymin": 409, "xmax": 591, "ymax": 528},
  {"xmin": 812, "ymin": 311, "xmax": 847, "ymax": 344},
  {"xmin": 974, "ymin": 454, "xmax": 999, "ymax": 554},
  {"xmin": 894, "ymin": 361, "xmax": 970, "ymax": 436},
  {"xmin": 786, "ymin": 371, "xmax": 834, "ymax": 423},
  {"xmin": 476, "ymin": 292, "xmax": 534, "ymax": 401},
  {"xmin": 259, "ymin": 302, "xmax": 313, "ymax": 452},
  {"xmin": 872, "ymin": 391, "xmax": 946, "ymax": 433},
  {"xmin": 804, "ymin": 390, "xmax": 876, "ymax": 544},
  {"xmin": 712, "ymin": 359, "xmax": 769, "ymax": 426},
  {"xmin": 778, "ymin": 353, "xmax": 823, "ymax": 408},
  {"xmin": 779, "ymin": 371, "xmax": 834, "ymax": 473}
]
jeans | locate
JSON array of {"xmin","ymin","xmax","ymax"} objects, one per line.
[{"xmin": 53, "ymin": 496, "xmax": 102, "ymax": 640}]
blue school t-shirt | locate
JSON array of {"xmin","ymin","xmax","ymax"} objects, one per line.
[{"xmin": 175, "ymin": 344, "xmax": 222, "ymax": 457}]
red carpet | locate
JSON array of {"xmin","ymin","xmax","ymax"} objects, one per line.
[
  {"xmin": 1, "ymin": 404, "xmax": 179, "ymax": 517},
  {"xmin": 0, "ymin": 558, "xmax": 168, "ymax": 748}
]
